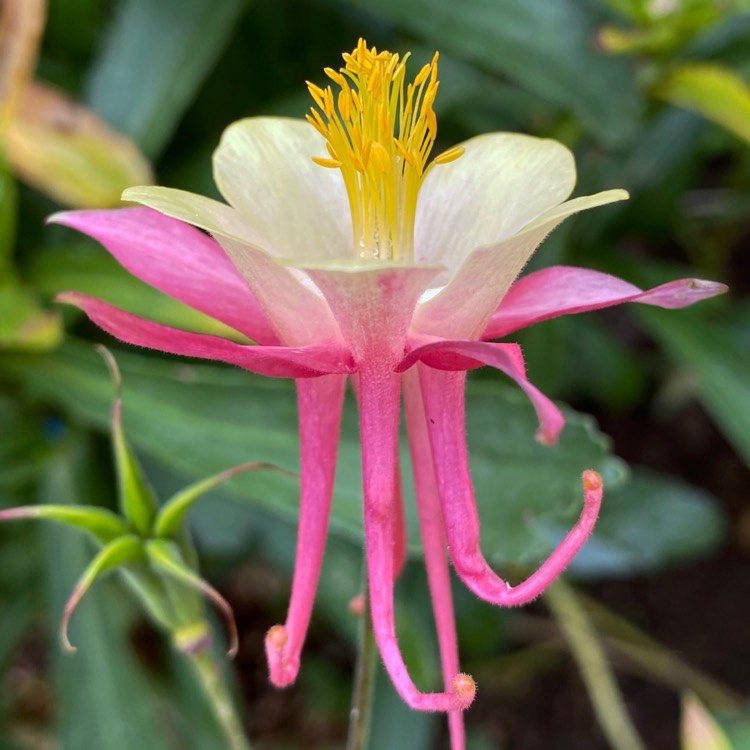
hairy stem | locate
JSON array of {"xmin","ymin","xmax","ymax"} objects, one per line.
[
  {"xmin": 544, "ymin": 578, "xmax": 646, "ymax": 750},
  {"xmin": 188, "ymin": 646, "xmax": 252, "ymax": 750},
  {"xmin": 346, "ymin": 581, "xmax": 377, "ymax": 750}
]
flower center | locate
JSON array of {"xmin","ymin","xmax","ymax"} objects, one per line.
[{"xmin": 306, "ymin": 38, "xmax": 464, "ymax": 262}]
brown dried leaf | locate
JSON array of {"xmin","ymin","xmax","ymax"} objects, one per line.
[{"xmin": 6, "ymin": 81, "xmax": 154, "ymax": 208}]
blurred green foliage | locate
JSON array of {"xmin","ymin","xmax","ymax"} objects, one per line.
[{"xmin": 1, "ymin": 0, "xmax": 749, "ymax": 748}]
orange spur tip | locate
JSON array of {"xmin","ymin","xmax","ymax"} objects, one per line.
[
  {"xmin": 265, "ymin": 624, "xmax": 288, "ymax": 649},
  {"xmin": 582, "ymin": 469, "xmax": 603, "ymax": 491}
]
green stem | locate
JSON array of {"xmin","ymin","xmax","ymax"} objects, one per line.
[
  {"xmin": 544, "ymin": 578, "xmax": 646, "ymax": 750},
  {"xmin": 346, "ymin": 582, "xmax": 377, "ymax": 750},
  {"xmin": 187, "ymin": 645, "xmax": 253, "ymax": 750}
]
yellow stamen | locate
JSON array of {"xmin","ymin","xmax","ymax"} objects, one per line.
[
  {"xmin": 306, "ymin": 38, "xmax": 463, "ymax": 261},
  {"xmin": 433, "ymin": 145, "xmax": 465, "ymax": 165},
  {"xmin": 311, "ymin": 156, "xmax": 343, "ymax": 169}
]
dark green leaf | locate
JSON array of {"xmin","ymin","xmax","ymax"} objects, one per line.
[
  {"xmin": 331, "ymin": 0, "xmax": 643, "ymax": 146},
  {"xmin": 28, "ymin": 242, "xmax": 241, "ymax": 338},
  {"xmin": 568, "ymin": 468, "xmax": 726, "ymax": 579},
  {"xmin": 84, "ymin": 0, "xmax": 248, "ymax": 157},
  {"xmin": 639, "ymin": 306, "xmax": 750, "ymax": 467},
  {"xmin": 369, "ymin": 661, "xmax": 437, "ymax": 750}
]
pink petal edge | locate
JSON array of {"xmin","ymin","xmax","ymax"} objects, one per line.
[
  {"xmin": 59, "ymin": 292, "xmax": 354, "ymax": 378},
  {"xmin": 483, "ymin": 266, "xmax": 728, "ymax": 340},
  {"xmin": 400, "ymin": 338, "xmax": 564, "ymax": 445},
  {"xmin": 50, "ymin": 208, "xmax": 280, "ymax": 346}
]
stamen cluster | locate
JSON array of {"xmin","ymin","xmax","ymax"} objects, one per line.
[{"xmin": 306, "ymin": 38, "xmax": 463, "ymax": 262}]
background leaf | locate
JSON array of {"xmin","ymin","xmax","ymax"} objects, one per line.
[
  {"xmin": 655, "ymin": 64, "xmax": 750, "ymax": 144},
  {"xmin": 84, "ymin": 0, "xmax": 249, "ymax": 157},
  {"xmin": 331, "ymin": 0, "xmax": 643, "ymax": 147},
  {"xmin": 1, "ymin": 342, "xmax": 725, "ymax": 580}
]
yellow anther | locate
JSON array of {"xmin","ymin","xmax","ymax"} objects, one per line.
[
  {"xmin": 393, "ymin": 138, "xmax": 414, "ymax": 165},
  {"xmin": 324, "ymin": 67, "xmax": 346, "ymax": 86},
  {"xmin": 306, "ymin": 40, "xmax": 463, "ymax": 262},
  {"xmin": 311, "ymin": 156, "xmax": 343, "ymax": 169},
  {"xmin": 362, "ymin": 140, "xmax": 372, "ymax": 168},
  {"xmin": 433, "ymin": 145, "xmax": 465, "ymax": 165},
  {"xmin": 369, "ymin": 142, "xmax": 392, "ymax": 173},
  {"xmin": 323, "ymin": 87, "xmax": 335, "ymax": 117},
  {"xmin": 305, "ymin": 112, "xmax": 326, "ymax": 136},
  {"xmin": 306, "ymin": 81, "xmax": 326, "ymax": 110},
  {"xmin": 414, "ymin": 63, "xmax": 431, "ymax": 86},
  {"xmin": 351, "ymin": 151, "xmax": 366, "ymax": 173},
  {"xmin": 338, "ymin": 87, "xmax": 351, "ymax": 120}
]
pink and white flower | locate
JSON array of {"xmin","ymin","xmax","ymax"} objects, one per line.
[{"xmin": 53, "ymin": 40, "xmax": 726, "ymax": 750}]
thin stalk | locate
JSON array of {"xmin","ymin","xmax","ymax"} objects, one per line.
[
  {"xmin": 187, "ymin": 646, "xmax": 253, "ymax": 750},
  {"xmin": 346, "ymin": 581, "xmax": 377, "ymax": 750},
  {"xmin": 544, "ymin": 578, "xmax": 646, "ymax": 750}
]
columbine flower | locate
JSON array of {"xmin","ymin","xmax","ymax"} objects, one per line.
[{"xmin": 53, "ymin": 39, "xmax": 726, "ymax": 748}]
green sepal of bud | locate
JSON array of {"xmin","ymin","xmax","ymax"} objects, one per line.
[
  {"xmin": 99, "ymin": 347, "xmax": 159, "ymax": 535},
  {"xmin": 146, "ymin": 540, "xmax": 238, "ymax": 657},
  {"xmin": 1, "ymin": 347, "xmax": 282, "ymax": 662},
  {"xmin": 61, "ymin": 535, "xmax": 144, "ymax": 652},
  {"xmin": 0, "ymin": 504, "xmax": 128, "ymax": 543},
  {"xmin": 173, "ymin": 621, "xmax": 213, "ymax": 656}
]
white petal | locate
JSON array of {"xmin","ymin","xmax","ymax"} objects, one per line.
[
  {"xmin": 122, "ymin": 185, "xmax": 340, "ymax": 345},
  {"xmin": 414, "ymin": 133, "xmax": 576, "ymax": 269},
  {"xmin": 213, "ymin": 117, "xmax": 352, "ymax": 261},
  {"xmin": 413, "ymin": 189, "xmax": 629, "ymax": 339},
  {"xmin": 122, "ymin": 185, "xmax": 272, "ymax": 250}
]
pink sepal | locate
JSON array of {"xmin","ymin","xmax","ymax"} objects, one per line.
[
  {"xmin": 404, "ymin": 370, "xmax": 467, "ymax": 749},
  {"xmin": 304, "ymin": 265, "xmax": 439, "ymax": 361},
  {"xmin": 265, "ymin": 376, "xmax": 346, "ymax": 686},
  {"xmin": 357, "ymin": 367, "xmax": 475, "ymax": 712},
  {"xmin": 484, "ymin": 266, "xmax": 728, "ymax": 340},
  {"xmin": 400, "ymin": 338, "xmax": 564, "ymax": 445},
  {"xmin": 50, "ymin": 208, "xmax": 279, "ymax": 345},
  {"xmin": 419, "ymin": 366, "xmax": 602, "ymax": 607},
  {"xmin": 59, "ymin": 292, "xmax": 354, "ymax": 378}
]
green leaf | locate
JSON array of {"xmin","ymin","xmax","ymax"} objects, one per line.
[
  {"xmin": 38, "ymin": 440, "xmax": 171, "ymax": 750},
  {"xmin": 28, "ymin": 242, "xmax": 243, "ymax": 339},
  {"xmin": 332, "ymin": 0, "xmax": 643, "ymax": 147},
  {"xmin": 568, "ymin": 468, "xmax": 726, "ymax": 579},
  {"xmin": 655, "ymin": 64, "xmax": 750, "ymax": 145},
  {"xmin": 368, "ymin": 661, "xmax": 437, "ymax": 750},
  {"xmin": 84, "ymin": 0, "xmax": 248, "ymax": 157},
  {"xmin": 638, "ymin": 306, "xmax": 750, "ymax": 467},
  {"xmin": 0, "ymin": 276, "xmax": 62, "ymax": 352},
  {"xmin": 146, "ymin": 539, "xmax": 237, "ymax": 654},
  {"xmin": 0, "ymin": 158, "xmax": 17, "ymax": 268}
]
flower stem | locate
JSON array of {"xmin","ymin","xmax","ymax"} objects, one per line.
[
  {"xmin": 544, "ymin": 578, "xmax": 646, "ymax": 750},
  {"xmin": 187, "ymin": 645, "xmax": 253, "ymax": 750},
  {"xmin": 346, "ymin": 581, "xmax": 377, "ymax": 750}
]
